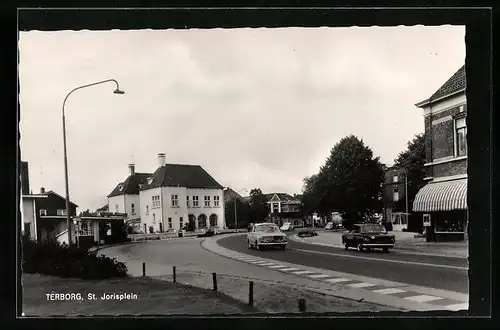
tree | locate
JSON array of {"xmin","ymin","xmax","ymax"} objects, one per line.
[
  {"xmin": 225, "ymin": 198, "xmax": 250, "ymax": 229},
  {"xmin": 315, "ymin": 135, "xmax": 385, "ymax": 228},
  {"xmin": 248, "ymin": 188, "xmax": 269, "ymax": 223},
  {"xmin": 394, "ymin": 133, "xmax": 426, "ymax": 231}
]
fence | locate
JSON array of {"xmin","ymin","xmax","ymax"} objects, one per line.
[{"xmin": 134, "ymin": 262, "xmax": 384, "ymax": 314}]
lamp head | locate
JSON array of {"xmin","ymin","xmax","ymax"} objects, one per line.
[{"xmin": 113, "ymin": 89, "xmax": 125, "ymax": 95}]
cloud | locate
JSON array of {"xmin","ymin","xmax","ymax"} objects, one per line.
[{"xmin": 19, "ymin": 26, "xmax": 465, "ymax": 210}]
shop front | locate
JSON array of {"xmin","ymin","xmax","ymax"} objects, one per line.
[
  {"xmin": 413, "ymin": 178, "xmax": 467, "ymax": 242},
  {"xmin": 73, "ymin": 212, "xmax": 127, "ymax": 248}
]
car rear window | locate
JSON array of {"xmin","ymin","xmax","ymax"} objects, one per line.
[{"xmin": 361, "ymin": 224, "xmax": 387, "ymax": 233}]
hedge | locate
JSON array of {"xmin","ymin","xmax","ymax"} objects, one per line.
[{"xmin": 21, "ymin": 235, "xmax": 127, "ymax": 279}]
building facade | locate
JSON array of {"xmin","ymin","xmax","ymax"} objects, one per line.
[
  {"xmin": 136, "ymin": 153, "xmax": 226, "ymax": 233},
  {"xmin": 383, "ymin": 166, "xmax": 409, "ymax": 231},
  {"xmin": 107, "ymin": 164, "xmax": 151, "ymax": 223},
  {"xmin": 413, "ymin": 65, "xmax": 467, "ymax": 242},
  {"xmin": 266, "ymin": 193, "xmax": 303, "ymax": 226}
]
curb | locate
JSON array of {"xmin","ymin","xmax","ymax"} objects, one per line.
[
  {"xmin": 89, "ymin": 234, "xmax": 202, "ymax": 253},
  {"xmin": 203, "ymin": 234, "xmax": 468, "ymax": 312}
]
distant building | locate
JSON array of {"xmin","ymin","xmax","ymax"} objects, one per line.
[
  {"xmin": 20, "ymin": 161, "xmax": 47, "ymax": 240},
  {"xmin": 413, "ymin": 65, "xmax": 467, "ymax": 242},
  {"xmin": 382, "ymin": 166, "xmax": 409, "ymax": 231},
  {"xmin": 266, "ymin": 193, "xmax": 303, "ymax": 226}
]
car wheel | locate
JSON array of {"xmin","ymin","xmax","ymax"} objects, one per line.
[
  {"xmin": 256, "ymin": 242, "xmax": 260, "ymax": 250},
  {"xmin": 344, "ymin": 243, "xmax": 349, "ymax": 250},
  {"xmin": 247, "ymin": 240, "xmax": 252, "ymax": 249},
  {"xmin": 357, "ymin": 243, "xmax": 364, "ymax": 252},
  {"xmin": 382, "ymin": 247, "xmax": 389, "ymax": 253}
]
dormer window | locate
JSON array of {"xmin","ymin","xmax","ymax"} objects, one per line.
[
  {"xmin": 118, "ymin": 184, "xmax": 124, "ymax": 192},
  {"xmin": 147, "ymin": 177, "xmax": 153, "ymax": 185}
]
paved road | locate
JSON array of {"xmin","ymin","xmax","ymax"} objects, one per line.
[{"xmin": 217, "ymin": 235, "xmax": 469, "ymax": 294}]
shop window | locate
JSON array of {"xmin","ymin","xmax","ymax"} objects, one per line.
[{"xmin": 435, "ymin": 215, "xmax": 465, "ymax": 233}]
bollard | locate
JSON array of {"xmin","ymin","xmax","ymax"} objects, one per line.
[
  {"xmin": 142, "ymin": 262, "xmax": 146, "ymax": 277},
  {"xmin": 173, "ymin": 266, "xmax": 176, "ymax": 283},
  {"xmin": 212, "ymin": 272, "xmax": 218, "ymax": 291},
  {"xmin": 298, "ymin": 298, "xmax": 306, "ymax": 312},
  {"xmin": 248, "ymin": 281, "xmax": 254, "ymax": 306}
]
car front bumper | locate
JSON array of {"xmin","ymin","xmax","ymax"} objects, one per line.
[
  {"xmin": 360, "ymin": 243, "xmax": 395, "ymax": 248},
  {"xmin": 258, "ymin": 241, "xmax": 288, "ymax": 246}
]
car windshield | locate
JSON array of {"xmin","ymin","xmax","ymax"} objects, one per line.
[
  {"xmin": 256, "ymin": 225, "xmax": 280, "ymax": 233},
  {"xmin": 361, "ymin": 224, "xmax": 387, "ymax": 233}
]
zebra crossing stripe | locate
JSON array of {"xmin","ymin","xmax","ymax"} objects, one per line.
[
  {"xmin": 325, "ymin": 278, "xmax": 351, "ymax": 283},
  {"xmin": 268, "ymin": 265, "xmax": 287, "ymax": 269},
  {"xmin": 280, "ymin": 267, "xmax": 300, "ymax": 272},
  {"xmin": 404, "ymin": 295, "xmax": 443, "ymax": 303},
  {"xmin": 308, "ymin": 274, "xmax": 331, "ymax": 279},
  {"xmin": 348, "ymin": 282, "xmax": 377, "ymax": 288},
  {"xmin": 372, "ymin": 288, "xmax": 406, "ymax": 294},
  {"xmin": 259, "ymin": 262, "xmax": 276, "ymax": 266},
  {"xmin": 291, "ymin": 270, "xmax": 315, "ymax": 275}
]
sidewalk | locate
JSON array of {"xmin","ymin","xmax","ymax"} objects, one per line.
[
  {"xmin": 292, "ymin": 231, "xmax": 468, "ymax": 258},
  {"xmin": 21, "ymin": 273, "xmax": 258, "ymax": 316}
]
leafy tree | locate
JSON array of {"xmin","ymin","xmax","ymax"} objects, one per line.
[
  {"xmin": 307, "ymin": 135, "xmax": 384, "ymax": 228},
  {"xmin": 394, "ymin": 133, "xmax": 426, "ymax": 231},
  {"xmin": 248, "ymin": 188, "xmax": 269, "ymax": 223},
  {"xmin": 225, "ymin": 198, "xmax": 250, "ymax": 229}
]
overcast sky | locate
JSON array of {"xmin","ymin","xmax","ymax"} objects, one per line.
[{"xmin": 19, "ymin": 26, "xmax": 465, "ymax": 211}]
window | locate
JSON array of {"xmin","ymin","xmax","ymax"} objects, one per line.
[
  {"xmin": 146, "ymin": 205, "xmax": 149, "ymax": 215},
  {"xmin": 193, "ymin": 196, "xmax": 199, "ymax": 207},
  {"xmin": 204, "ymin": 196, "xmax": 211, "ymax": 207},
  {"xmin": 393, "ymin": 191, "xmax": 399, "ymax": 202},
  {"xmin": 159, "ymin": 222, "xmax": 163, "ymax": 233},
  {"xmin": 115, "ymin": 205, "xmax": 119, "ymax": 212},
  {"xmin": 393, "ymin": 175, "xmax": 398, "ymax": 183},
  {"xmin": 153, "ymin": 214, "xmax": 156, "ymax": 223},
  {"xmin": 39, "ymin": 209, "xmax": 47, "ymax": 216},
  {"xmin": 78, "ymin": 221, "xmax": 93, "ymax": 236},
  {"xmin": 131, "ymin": 203, "xmax": 135, "ymax": 215},
  {"xmin": 152, "ymin": 195, "xmax": 161, "ymax": 208},
  {"xmin": 118, "ymin": 184, "xmax": 124, "ymax": 191},
  {"xmin": 455, "ymin": 117, "xmax": 467, "ymax": 156},
  {"xmin": 186, "ymin": 196, "xmax": 190, "ymax": 207},
  {"xmin": 171, "ymin": 194, "xmax": 179, "ymax": 207},
  {"xmin": 180, "ymin": 217, "xmax": 184, "ymax": 230},
  {"xmin": 168, "ymin": 217, "xmax": 173, "ymax": 229},
  {"xmin": 57, "ymin": 209, "xmax": 67, "ymax": 216},
  {"xmin": 214, "ymin": 196, "xmax": 220, "ymax": 207}
]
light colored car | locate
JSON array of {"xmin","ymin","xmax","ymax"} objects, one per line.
[
  {"xmin": 280, "ymin": 222, "xmax": 294, "ymax": 232},
  {"xmin": 247, "ymin": 223, "xmax": 288, "ymax": 250}
]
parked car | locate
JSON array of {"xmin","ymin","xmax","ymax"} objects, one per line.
[
  {"xmin": 197, "ymin": 228, "xmax": 215, "ymax": 238},
  {"xmin": 297, "ymin": 228, "xmax": 318, "ymax": 237},
  {"xmin": 280, "ymin": 222, "xmax": 294, "ymax": 232},
  {"xmin": 247, "ymin": 223, "xmax": 288, "ymax": 250},
  {"xmin": 341, "ymin": 223, "xmax": 395, "ymax": 252},
  {"xmin": 325, "ymin": 222, "xmax": 335, "ymax": 230}
]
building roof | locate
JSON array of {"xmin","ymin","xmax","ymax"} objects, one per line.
[
  {"xmin": 31, "ymin": 190, "xmax": 79, "ymax": 207},
  {"xmin": 266, "ymin": 193, "xmax": 295, "ymax": 201},
  {"xmin": 107, "ymin": 172, "xmax": 152, "ymax": 197},
  {"xmin": 416, "ymin": 65, "xmax": 466, "ymax": 107},
  {"xmin": 96, "ymin": 204, "xmax": 109, "ymax": 212},
  {"xmin": 224, "ymin": 188, "xmax": 244, "ymax": 202},
  {"xmin": 141, "ymin": 164, "xmax": 223, "ymax": 190}
]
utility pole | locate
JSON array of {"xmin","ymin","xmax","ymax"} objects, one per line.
[{"xmin": 405, "ymin": 167, "xmax": 409, "ymax": 225}]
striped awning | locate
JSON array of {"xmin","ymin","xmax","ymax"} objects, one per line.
[{"xmin": 413, "ymin": 178, "xmax": 467, "ymax": 212}]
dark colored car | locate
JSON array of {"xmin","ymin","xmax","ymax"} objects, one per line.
[
  {"xmin": 298, "ymin": 229, "xmax": 318, "ymax": 238},
  {"xmin": 341, "ymin": 223, "xmax": 395, "ymax": 252}
]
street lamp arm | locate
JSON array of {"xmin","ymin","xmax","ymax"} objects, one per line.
[{"xmin": 62, "ymin": 79, "xmax": 123, "ymax": 116}]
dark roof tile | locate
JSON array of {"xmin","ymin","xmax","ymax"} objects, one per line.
[
  {"xmin": 107, "ymin": 172, "xmax": 152, "ymax": 197},
  {"xmin": 141, "ymin": 164, "xmax": 223, "ymax": 190},
  {"xmin": 428, "ymin": 65, "xmax": 466, "ymax": 102}
]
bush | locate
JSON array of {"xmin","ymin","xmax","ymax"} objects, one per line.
[{"xmin": 21, "ymin": 235, "xmax": 127, "ymax": 279}]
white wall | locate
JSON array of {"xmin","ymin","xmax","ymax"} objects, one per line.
[
  {"xmin": 22, "ymin": 198, "xmax": 37, "ymax": 240},
  {"xmin": 124, "ymin": 194, "xmax": 140, "ymax": 219},
  {"xmin": 184, "ymin": 188, "xmax": 225, "ymax": 230},
  {"xmin": 108, "ymin": 195, "xmax": 126, "ymax": 214},
  {"xmin": 139, "ymin": 187, "xmax": 161, "ymax": 233},
  {"xmin": 423, "ymin": 93, "xmax": 466, "ymax": 117}
]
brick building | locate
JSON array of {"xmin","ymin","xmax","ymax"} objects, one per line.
[
  {"xmin": 383, "ymin": 166, "xmax": 409, "ymax": 231},
  {"xmin": 413, "ymin": 65, "xmax": 467, "ymax": 242}
]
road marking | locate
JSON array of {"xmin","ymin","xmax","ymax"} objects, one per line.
[
  {"xmin": 308, "ymin": 274, "xmax": 331, "ymax": 279},
  {"xmin": 372, "ymin": 288, "xmax": 406, "ymax": 294},
  {"xmin": 251, "ymin": 260, "xmax": 268, "ymax": 264},
  {"xmin": 325, "ymin": 277, "xmax": 351, "ymax": 283},
  {"xmin": 445, "ymin": 302, "xmax": 469, "ymax": 311},
  {"xmin": 259, "ymin": 262, "xmax": 276, "ymax": 266},
  {"xmin": 291, "ymin": 270, "xmax": 315, "ymax": 275},
  {"xmin": 280, "ymin": 267, "xmax": 300, "ymax": 272},
  {"xmin": 268, "ymin": 265, "xmax": 287, "ymax": 269},
  {"xmin": 290, "ymin": 247, "xmax": 468, "ymax": 270},
  {"xmin": 348, "ymin": 282, "xmax": 377, "ymax": 288},
  {"xmin": 404, "ymin": 295, "xmax": 443, "ymax": 303}
]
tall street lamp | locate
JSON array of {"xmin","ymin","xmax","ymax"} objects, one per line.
[{"xmin": 62, "ymin": 79, "xmax": 125, "ymax": 246}]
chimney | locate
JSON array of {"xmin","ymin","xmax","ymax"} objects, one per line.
[
  {"xmin": 128, "ymin": 164, "xmax": 135, "ymax": 176},
  {"xmin": 157, "ymin": 153, "xmax": 166, "ymax": 168},
  {"xmin": 40, "ymin": 187, "xmax": 45, "ymax": 194}
]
